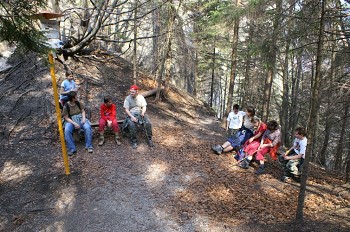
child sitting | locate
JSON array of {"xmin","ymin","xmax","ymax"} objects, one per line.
[{"xmin": 279, "ymin": 127, "xmax": 307, "ymax": 182}]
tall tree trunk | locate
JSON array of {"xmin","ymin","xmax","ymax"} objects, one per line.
[
  {"xmin": 261, "ymin": 0, "xmax": 281, "ymax": 122},
  {"xmin": 133, "ymin": 0, "xmax": 138, "ymax": 84},
  {"xmin": 296, "ymin": 0, "xmax": 325, "ymax": 222},
  {"xmin": 242, "ymin": 23, "xmax": 253, "ymax": 107},
  {"xmin": 210, "ymin": 38, "xmax": 216, "ymax": 108},
  {"xmin": 319, "ymin": 18, "xmax": 337, "ymax": 166},
  {"xmin": 280, "ymin": 0, "xmax": 294, "ymax": 146},
  {"xmin": 226, "ymin": 0, "xmax": 241, "ymax": 116},
  {"xmin": 152, "ymin": 1, "xmax": 160, "ymax": 79},
  {"xmin": 334, "ymin": 102, "xmax": 349, "ymax": 170}
]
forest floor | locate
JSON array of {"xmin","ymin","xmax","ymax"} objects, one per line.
[{"xmin": 0, "ymin": 51, "xmax": 349, "ymax": 232}]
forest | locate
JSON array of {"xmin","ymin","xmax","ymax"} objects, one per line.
[{"xmin": 0, "ymin": 0, "xmax": 350, "ymax": 230}]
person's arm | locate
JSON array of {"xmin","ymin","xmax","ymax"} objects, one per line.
[
  {"xmin": 285, "ymin": 153, "xmax": 302, "ymax": 160},
  {"xmin": 141, "ymin": 106, "xmax": 147, "ymax": 117},
  {"xmin": 125, "ymin": 108, "xmax": 137, "ymax": 122},
  {"xmin": 81, "ymin": 108, "xmax": 86, "ymax": 124},
  {"xmin": 110, "ymin": 104, "xmax": 117, "ymax": 120},
  {"xmin": 248, "ymin": 131, "xmax": 262, "ymax": 144}
]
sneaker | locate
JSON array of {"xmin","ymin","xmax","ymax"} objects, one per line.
[
  {"xmin": 211, "ymin": 145, "xmax": 223, "ymax": 155},
  {"xmin": 68, "ymin": 150, "xmax": 76, "ymax": 156},
  {"xmin": 132, "ymin": 143, "xmax": 138, "ymax": 149},
  {"xmin": 148, "ymin": 139, "xmax": 154, "ymax": 147},
  {"xmin": 87, "ymin": 148, "xmax": 93, "ymax": 153},
  {"xmin": 98, "ymin": 136, "xmax": 105, "ymax": 146},
  {"xmin": 281, "ymin": 176, "xmax": 291, "ymax": 183},
  {"xmin": 255, "ymin": 165, "xmax": 265, "ymax": 175},
  {"xmin": 238, "ymin": 159, "xmax": 249, "ymax": 169},
  {"xmin": 115, "ymin": 136, "xmax": 121, "ymax": 146}
]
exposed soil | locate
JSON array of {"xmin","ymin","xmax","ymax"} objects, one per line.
[{"xmin": 0, "ymin": 52, "xmax": 349, "ymax": 232}]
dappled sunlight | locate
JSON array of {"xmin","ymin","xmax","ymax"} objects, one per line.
[
  {"xmin": 208, "ymin": 185, "xmax": 234, "ymax": 202},
  {"xmin": 0, "ymin": 161, "xmax": 33, "ymax": 183},
  {"xmin": 145, "ymin": 162, "xmax": 168, "ymax": 187},
  {"xmin": 41, "ymin": 221, "xmax": 65, "ymax": 232},
  {"xmin": 55, "ymin": 186, "xmax": 77, "ymax": 214}
]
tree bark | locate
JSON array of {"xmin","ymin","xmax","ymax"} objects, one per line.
[
  {"xmin": 226, "ymin": 0, "xmax": 241, "ymax": 116},
  {"xmin": 261, "ymin": 0, "xmax": 281, "ymax": 122},
  {"xmin": 334, "ymin": 102, "xmax": 349, "ymax": 170},
  {"xmin": 296, "ymin": 0, "xmax": 325, "ymax": 222}
]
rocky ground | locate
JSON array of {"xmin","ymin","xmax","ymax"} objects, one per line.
[{"xmin": 0, "ymin": 52, "xmax": 349, "ymax": 232}]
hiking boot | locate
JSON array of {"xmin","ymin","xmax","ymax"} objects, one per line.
[
  {"xmin": 255, "ymin": 165, "xmax": 265, "ymax": 175},
  {"xmin": 238, "ymin": 159, "xmax": 249, "ymax": 169},
  {"xmin": 148, "ymin": 139, "xmax": 154, "ymax": 147},
  {"xmin": 132, "ymin": 142, "xmax": 138, "ymax": 149},
  {"xmin": 87, "ymin": 148, "xmax": 93, "ymax": 153},
  {"xmin": 211, "ymin": 145, "xmax": 223, "ymax": 155},
  {"xmin": 115, "ymin": 136, "xmax": 121, "ymax": 146},
  {"xmin": 98, "ymin": 136, "xmax": 105, "ymax": 146}
]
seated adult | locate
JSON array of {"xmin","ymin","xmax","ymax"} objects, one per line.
[
  {"xmin": 98, "ymin": 96, "xmax": 121, "ymax": 146},
  {"xmin": 279, "ymin": 127, "xmax": 307, "ymax": 182},
  {"xmin": 62, "ymin": 91, "xmax": 93, "ymax": 155},
  {"xmin": 211, "ymin": 109, "xmax": 257, "ymax": 155},
  {"xmin": 59, "ymin": 72, "xmax": 79, "ymax": 108},
  {"xmin": 239, "ymin": 120, "xmax": 281, "ymax": 175},
  {"xmin": 123, "ymin": 85, "xmax": 154, "ymax": 149},
  {"xmin": 235, "ymin": 117, "xmax": 267, "ymax": 161}
]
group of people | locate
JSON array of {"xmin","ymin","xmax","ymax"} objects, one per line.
[
  {"xmin": 59, "ymin": 72, "xmax": 154, "ymax": 156},
  {"xmin": 212, "ymin": 104, "xmax": 307, "ymax": 181}
]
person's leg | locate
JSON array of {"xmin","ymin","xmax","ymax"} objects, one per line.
[
  {"xmin": 64, "ymin": 122, "xmax": 76, "ymax": 154},
  {"xmin": 127, "ymin": 119, "xmax": 137, "ymax": 148},
  {"xmin": 111, "ymin": 119, "xmax": 121, "ymax": 145},
  {"xmin": 287, "ymin": 159, "xmax": 301, "ymax": 176},
  {"xmin": 82, "ymin": 120, "xmax": 93, "ymax": 152},
  {"xmin": 98, "ymin": 118, "xmax": 107, "ymax": 145},
  {"xmin": 255, "ymin": 147, "xmax": 270, "ymax": 174},
  {"xmin": 143, "ymin": 115, "xmax": 153, "ymax": 146}
]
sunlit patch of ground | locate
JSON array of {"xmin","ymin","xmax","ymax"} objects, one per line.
[{"xmin": 0, "ymin": 161, "xmax": 33, "ymax": 184}]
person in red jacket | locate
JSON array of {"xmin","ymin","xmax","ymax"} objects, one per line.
[{"xmin": 98, "ymin": 96, "xmax": 121, "ymax": 146}]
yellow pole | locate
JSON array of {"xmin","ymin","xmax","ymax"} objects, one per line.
[{"xmin": 48, "ymin": 52, "xmax": 70, "ymax": 175}]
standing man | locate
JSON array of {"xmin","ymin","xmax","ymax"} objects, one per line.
[
  {"xmin": 226, "ymin": 104, "xmax": 245, "ymax": 137},
  {"xmin": 123, "ymin": 85, "xmax": 153, "ymax": 149},
  {"xmin": 98, "ymin": 96, "xmax": 121, "ymax": 146}
]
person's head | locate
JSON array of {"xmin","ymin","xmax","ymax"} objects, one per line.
[
  {"xmin": 66, "ymin": 72, "xmax": 74, "ymax": 81},
  {"xmin": 245, "ymin": 106, "xmax": 255, "ymax": 117},
  {"xmin": 295, "ymin": 127, "xmax": 307, "ymax": 139},
  {"xmin": 104, "ymin": 96, "xmax": 113, "ymax": 106},
  {"xmin": 252, "ymin": 116, "xmax": 261, "ymax": 128},
  {"xmin": 267, "ymin": 120, "xmax": 279, "ymax": 131},
  {"xmin": 129, "ymin": 85, "xmax": 139, "ymax": 98},
  {"xmin": 233, "ymin": 104, "xmax": 239, "ymax": 113},
  {"xmin": 67, "ymin": 91, "xmax": 77, "ymax": 102}
]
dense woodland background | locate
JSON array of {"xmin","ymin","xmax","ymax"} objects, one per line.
[{"xmin": 1, "ymin": 0, "xmax": 350, "ymax": 222}]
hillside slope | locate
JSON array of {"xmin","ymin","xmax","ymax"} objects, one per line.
[{"xmin": 0, "ymin": 52, "xmax": 349, "ymax": 232}]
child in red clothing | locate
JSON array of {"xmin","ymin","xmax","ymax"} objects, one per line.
[{"xmin": 98, "ymin": 96, "xmax": 121, "ymax": 145}]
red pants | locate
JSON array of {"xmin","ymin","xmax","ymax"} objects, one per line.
[
  {"xmin": 98, "ymin": 118, "xmax": 119, "ymax": 133},
  {"xmin": 244, "ymin": 141, "xmax": 260, "ymax": 156},
  {"xmin": 255, "ymin": 147, "xmax": 271, "ymax": 161}
]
